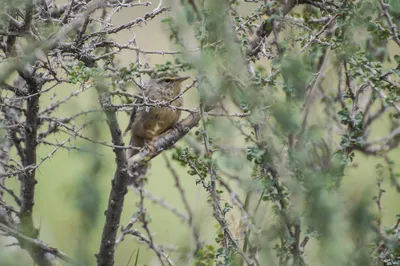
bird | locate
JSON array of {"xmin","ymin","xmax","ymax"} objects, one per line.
[{"xmin": 124, "ymin": 72, "xmax": 190, "ymax": 186}]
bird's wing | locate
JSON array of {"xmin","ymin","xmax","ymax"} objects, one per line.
[{"xmin": 123, "ymin": 96, "xmax": 144, "ymax": 137}]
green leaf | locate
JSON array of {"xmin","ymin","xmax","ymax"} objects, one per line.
[{"xmin": 394, "ymin": 54, "xmax": 400, "ymax": 64}]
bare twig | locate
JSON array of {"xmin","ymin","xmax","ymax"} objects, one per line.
[{"xmin": 0, "ymin": 223, "xmax": 82, "ymax": 265}]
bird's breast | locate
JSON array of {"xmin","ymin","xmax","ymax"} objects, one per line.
[{"xmin": 132, "ymin": 105, "xmax": 181, "ymax": 139}]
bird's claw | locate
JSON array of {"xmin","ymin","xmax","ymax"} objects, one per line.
[
  {"xmin": 172, "ymin": 123, "xmax": 183, "ymax": 132},
  {"xmin": 147, "ymin": 140, "xmax": 157, "ymax": 154}
]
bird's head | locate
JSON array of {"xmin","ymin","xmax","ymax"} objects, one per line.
[{"xmin": 151, "ymin": 72, "xmax": 190, "ymax": 95}]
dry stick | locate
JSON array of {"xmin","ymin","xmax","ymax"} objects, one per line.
[
  {"xmin": 0, "ymin": 199, "xmax": 18, "ymax": 215},
  {"xmin": 115, "ymin": 211, "xmax": 139, "ymax": 246},
  {"xmin": 81, "ymin": 5, "xmax": 171, "ymax": 41},
  {"xmin": 0, "ymin": 124, "xmax": 87, "ymax": 180},
  {"xmin": 111, "ymin": 102, "xmax": 198, "ymax": 114},
  {"xmin": 108, "ymin": 79, "xmax": 196, "ymax": 108},
  {"xmin": 10, "ymin": 81, "xmax": 59, "ymax": 101},
  {"xmin": 39, "ymin": 84, "xmax": 92, "ymax": 115},
  {"xmin": 117, "ymin": 209, "xmax": 179, "ymax": 264},
  {"xmin": 91, "ymin": 40, "xmax": 195, "ymax": 59},
  {"xmin": 39, "ymin": 140, "xmax": 102, "ymax": 155},
  {"xmin": 137, "ymin": 185, "xmax": 166, "ymax": 266},
  {"xmin": 55, "ymin": 123, "xmax": 136, "ymax": 150},
  {"xmin": 126, "ymin": 229, "xmax": 176, "ymax": 266},
  {"xmin": 170, "ymin": 79, "xmax": 198, "ymax": 104},
  {"xmin": 0, "ymin": 223, "xmax": 82, "ymax": 265},
  {"xmin": 163, "ymin": 154, "xmax": 194, "ymax": 220},
  {"xmin": 133, "ymin": 187, "xmax": 189, "ymax": 222},
  {"xmin": 0, "ymin": 183, "xmax": 21, "ymax": 206}
]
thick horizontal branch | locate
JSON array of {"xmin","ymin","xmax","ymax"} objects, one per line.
[{"xmin": 127, "ymin": 113, "xmax": 201, "ymax": 168}]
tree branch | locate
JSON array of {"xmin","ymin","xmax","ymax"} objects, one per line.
[
  {"xmin": 95, "ymin": 83, "xmax": 130, "ymax": 266},
  {"xmin": 0, "ymin": 223, "xmax": 82, "ymax": 265}
]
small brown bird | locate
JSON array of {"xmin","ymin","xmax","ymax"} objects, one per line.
[{"xmin": 124, "ymin": 72, "xmax": 189, "ymax": 186}]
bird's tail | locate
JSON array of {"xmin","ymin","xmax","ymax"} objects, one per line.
[
  {"xmin": 127, "ymin": 135, "xmax": 149, "ymax": 187},
  {"xmin": 128, "ymin": 161, "xmax": 150, "ymax": 187}
]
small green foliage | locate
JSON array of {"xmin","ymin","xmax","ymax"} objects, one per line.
[
  {"xmin": 161, "ymin": 16, "xmax": 184, "ymax": 45},
  {"xmin": 119, "ymin": 58, "xmax": 192, "ymax": 83},
  {"xmin": 172, "ymin": 147, "xmax": 210, "ymax": 185},
  {"xmin": 153, "ymin": 58, "xmax": 193, "ymax": 75},
  {"xmin": 222, "ymin": 202, "xmax": 232, "ymax": 215},
  {"xmin": 250, "ymin": 69, "xmax": 279, "ymax": 87},
  {"xmin": 67, "ymin": 61, "xmax": 105, "ymax": 84},
  {"xmin": 338, "ymin": 108, "xmax": 351, "ymax": 125},
  {"xmin": 394, "ymin": 54, "xmax": 400, "ymax": 64},
  {"xmin": 246, "ymin": 146, "xmax": 264, "ymax": 164},
  {"xmin": 195, "ymin": 245, "xmax": 216, "ymax": 266},
  {"xmin": 337, "ymin": 107, "xmax": 365, "ymax": 153}
]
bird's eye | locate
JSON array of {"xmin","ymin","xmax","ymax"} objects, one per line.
[{"xmin": 164, "ymin": 78, "xmax": 172, "ymax": 83}]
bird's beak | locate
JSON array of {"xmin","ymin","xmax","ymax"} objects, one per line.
[{"xmin": 176, "ymin": 76, "xmax": 190, "ymax": 83}]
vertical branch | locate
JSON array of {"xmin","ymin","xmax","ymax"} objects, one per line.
[
  {"xmin": 19, "ymin": 74, "xmax": 41, "ymax": 234},
  {"xmin": 17, "ymin": 73, "xmax": 58, "ymax": 266},
  {"xmin": 95, "ymin": 82, "xmax": 130, "ymax": 266},
  {"xmin": 23, "ymin": 0, "xmax": 34, "ymax": 33},
  {"xmin": 0, "ymin": 109, "xmax": 12, "ymax": 203}
]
